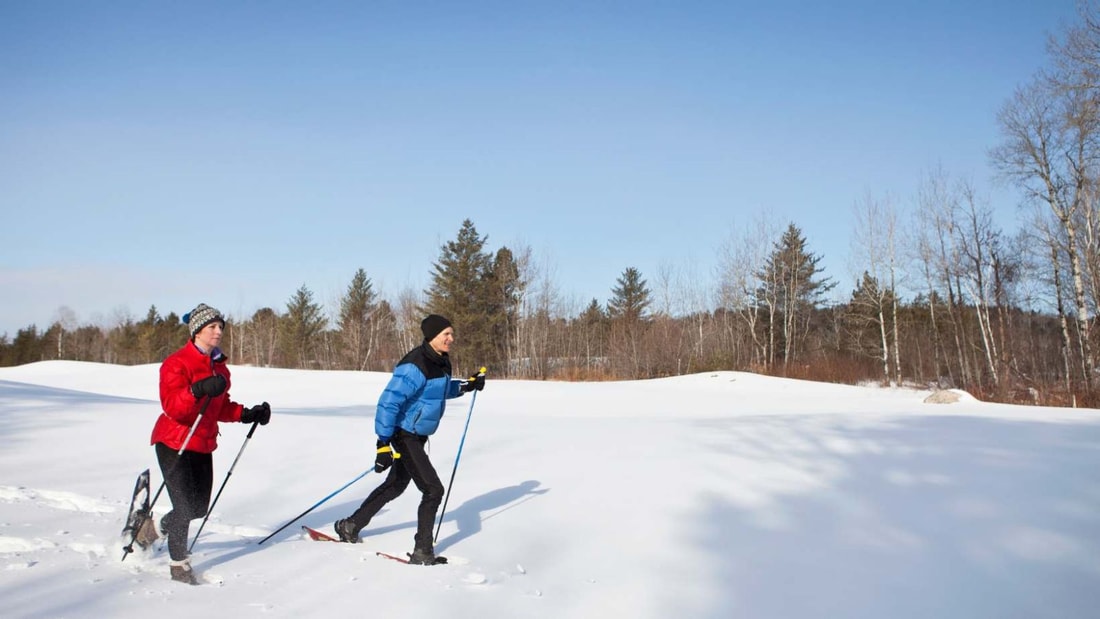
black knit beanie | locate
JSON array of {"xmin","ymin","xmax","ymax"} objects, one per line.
[{"xmin": 421, "ymin": 314, "xmax": 452, "ymax": 342}]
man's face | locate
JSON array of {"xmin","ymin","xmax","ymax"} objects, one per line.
[{"xmin": 429, "ymin": 327, "xmax": 455, "ymax": 354}]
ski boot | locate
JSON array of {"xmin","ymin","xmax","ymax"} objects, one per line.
[{"xmin": 334, "ymin": 518, "xmax": 361, "ymax": 543}]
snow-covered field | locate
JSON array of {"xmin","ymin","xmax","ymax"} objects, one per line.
[{"xmin": 1, "ymin": 360, "xmax": 1098, "ymax": 618}]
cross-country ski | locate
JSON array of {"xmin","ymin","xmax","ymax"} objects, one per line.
[
  {"xmin": 302, "ymin": 525, "xmax": 338, "ymax": 542},
  {"xmin": 376, "ymin": 551, "xmax": 449, "ymax": 565}
]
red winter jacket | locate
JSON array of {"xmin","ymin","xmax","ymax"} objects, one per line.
[{"xmin": 151, "ymin": 342, "xmax": 244, "ymax": 453}]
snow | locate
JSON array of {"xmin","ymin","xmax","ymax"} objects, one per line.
[{"xmin": 1, "ymin": 360, "xmax": 1098, "ymax": 618}]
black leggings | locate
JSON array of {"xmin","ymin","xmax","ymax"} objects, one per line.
[
  {"xmin": 348, "ymin": 431, "xmax": 445, "ymax": 550},
  {"xmin": 155, "ymin": 442, "xmax": 213, "ymax": 561}
]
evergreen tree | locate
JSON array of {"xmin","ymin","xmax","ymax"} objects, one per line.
[
  {"xmin": 844, "ymin": 271, "xmax": 897, "ymax": 382},
  {"xmin": 10, "ymin": 326, "xmax": 43, "ymax": 365},
  {"xmin": 424, "ymin": 219, "xmax": 495, "ymax": 372},
  {"xmin": 607, "ymin": 267, "xmax": 652, "ymax": 323},
  {"xmin": 606, "ymin": 267, "xmax": 652, "ymax": 378},
  {"xmin": 578, "ymin": 298, "xmax": 609, "ymax": 371},
  {"xmin": 371, "ymin": 299, "xmax": 401, "ymax": 369},
  {"xmin": 281, "ymin": 285, "xmax": 328, "ymax": 369},
  {"xmin": 757, "ymin": 223, "xmax": 835, "ymax": 365},
  {"xmin": 486, "ymin": 247, "xmax": 523, "ymax": 370},
  {"xmin": 337, "ymin": 268, "xmax": 380, "ymax": 371},
  {"xmin": 136, "ymin": 305, "xmax": 180, "ymax": 363},
  {"xmin": 108, "ymin": 319, "xmax": 140, "ymax": 365}
]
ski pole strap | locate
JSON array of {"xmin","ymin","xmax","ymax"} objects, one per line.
[{"xmin": 376, "ymin": 444, "xmax": 401, "ymax": 460}]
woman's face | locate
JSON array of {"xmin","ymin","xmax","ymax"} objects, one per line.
[{"xmin": 194, "ymin": 321, "xmax": 224, "ymax": 351}]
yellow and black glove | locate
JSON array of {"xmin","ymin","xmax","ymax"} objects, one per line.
[
  {"xmin": 374, "ymin": 439, "xmax": 400, "ymax": 473},
  {"xmin": 461, "ymin": 367, "xmax": 488, "ymax": 393}
]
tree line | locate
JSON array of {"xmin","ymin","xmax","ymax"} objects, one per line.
[
  {"xmin": 0, "ymin": 214, "xmax": 1090, "ymax": 407},
  {"xmin": 5, "ymin": 5, "xmax": 1100, "ymax": 407}
]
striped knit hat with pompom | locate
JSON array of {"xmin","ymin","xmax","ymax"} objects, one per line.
[{"xmin": 183, "ymin": 303, "xmax": 225, "ymax": 339}]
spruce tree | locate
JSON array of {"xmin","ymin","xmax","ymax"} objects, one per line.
[
  {"xmin": 607, "ymin": 267, "xmax": 652, "ymax": 323},
  {"xmin": 486, "ymin": 246, "xmax": 523, "ymax": 370},
  {"xmin": 337, "ymin": 268, "xmax": 380, "ymax": 370},
  {"xmin": 281, "ymin": 285, "xmax": 328, "ymax": 369},
  {"xmin": 578, "ymin": 298, "xmax": 609, "ymax": 371},
  {"xmin": 606, "ymin": 267, "xmax": 653, "ymax": 378},
  {"xmin": 757, "ymin": 223, "xmax": 835, "ymax": 365},
  {"xmin": 424, "ymin": 219, "xmax": 495, "ymax": 372}
]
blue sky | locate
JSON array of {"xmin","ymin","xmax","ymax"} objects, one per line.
[{"xmin": 0, "ymin": 1, "xmax": 1079, "ymax": 335}]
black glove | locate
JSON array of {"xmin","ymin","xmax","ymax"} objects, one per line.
[
  {"xmin": 375, "ymin": 439, "xmax": 400, "ymax": 473},
  {"xmin": 190, "ymin": 375, "xmax": 227, "ymax": 398},
  {"xmin": 241, "ymin": 402, "xmax": 271, "ymax": 425},
  {"xmin": 461, "ymin": 373, "xmax": 485, "ymax": 393}
]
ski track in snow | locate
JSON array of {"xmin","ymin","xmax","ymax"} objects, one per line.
[
  {"xmin": 0, "ymin": 484, "xmax": 119, "ymax": 575},
  {"xmin": 0, "ymin": 535, "xmax": 58, "ymax": 553},
  {"xmin": 0, "ymin": 485, "xmax": 115, "ymax": 513},
  {"xmin": 0, "ymin": 483, "xmax": 509, "ymax": 595}
]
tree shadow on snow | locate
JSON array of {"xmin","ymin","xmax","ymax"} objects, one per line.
[{"xmin": 663, "ymin": 414, "xmax": 1100, "ymax": 619}]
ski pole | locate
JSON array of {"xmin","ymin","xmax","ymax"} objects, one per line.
[
  {"xmin": 122, "ymin": 395, "xmax": 211, "ymax": 561},
  {"xmin": 188, "ymin": 420, "xmax": 260, "ymax": 553},
  {"xmin": 434, "ymin": 367, "xmax": 487, "ymax": 543},
  {"xmin": 257, "ymin": 468, "xmax": 373, "ymax": 545}
]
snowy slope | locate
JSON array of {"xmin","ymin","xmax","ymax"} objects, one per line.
[{"xmin": 1, "ymin": 361, "xmax": 1098, "ymax": 618}]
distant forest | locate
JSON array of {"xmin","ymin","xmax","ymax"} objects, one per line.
[{"xmin": 6, "ymin": 5, "xmax": 1100, "ymax": 408}]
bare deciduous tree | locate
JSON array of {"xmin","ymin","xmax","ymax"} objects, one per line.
[
  {"xmin": 850, "ymin": 192, "xmax": 901, "ymax": 384},
  {"xmin": 992, "ymin": 75, "xmax": 1098, "ymax": 390}
]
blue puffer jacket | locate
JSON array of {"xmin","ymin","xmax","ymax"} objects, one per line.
[{"xmin": 375, "ymin": 342, "xmax": 464, "ymax": 439}]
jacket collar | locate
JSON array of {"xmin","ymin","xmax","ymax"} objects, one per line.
[{"xmin": 421, "ymin": 341, "xmax": 450, "ymax": 369}]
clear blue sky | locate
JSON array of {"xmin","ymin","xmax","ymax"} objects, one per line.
[{"xmin": 0, "ymin": 1, "xmax": 1080, "ymax": 336}]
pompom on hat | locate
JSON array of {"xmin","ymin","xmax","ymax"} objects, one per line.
[
  {"xmin": 183, "ymin": 303, "xmax": 225, "ymax": 339},
  {"xmin": 420, "ymin": 314, "xmax": 452, "ymax": 342}
]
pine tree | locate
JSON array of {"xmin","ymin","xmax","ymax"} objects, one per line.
[
  {"xmin": 10, "ymin": 326, "xmax": 43, "ymax": 365},
  {"xmin": 606, "ymin": 267, "xmax": 652, "ymax": 378},
  {"xmin": 424, "ymin": 219, "xmax": 495, "ymax": 372},
  {"xmin": 607, "ymin": 267, "xmax": 652, "ymax": 323},
  {"xmin": 844, "ymin": 271, "xmax": 896, "ymax": 383},
  {"xmin": 135, "ymin": 306, "xmax": 182, "ymax": 363},
  {"xmin": 337, "ymin": 268, "xmax": 380, "ymax": 371},
  {"xmin": 486, "ymin": 247, "xmax": 523, "ymax": 370},
  {"xmin": 578, "ymin": 298, "xmax": 608, "ymax": 372},
  {"xmin": 281, "ymin": 285, "xmax": 328, "ymax": 369},
  {"xmin": 757, "ymin": 223, "xmax": 835, "ymax": 366}
]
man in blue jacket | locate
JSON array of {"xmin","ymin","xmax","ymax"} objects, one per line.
[{"xmin": 334, "ymin": 314, "xmax": 485, "ymax": 564}]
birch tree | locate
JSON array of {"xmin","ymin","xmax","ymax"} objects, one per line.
[{"xmin": 991, "ymin": 76, "xmax": 1097, "ymax": 389}]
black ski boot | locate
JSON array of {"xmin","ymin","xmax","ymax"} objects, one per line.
[
  {"xmin": 408, "ymin": 546, "xmax": 447, "ymax": 565},
  {"xmin": 334, "ymin": 518, "xmax": 360, "ymax": 543}
]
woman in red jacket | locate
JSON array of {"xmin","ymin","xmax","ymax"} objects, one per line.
[{"xmin": 152, "ymin": 302, "xmax": 271, "ymax": 585}]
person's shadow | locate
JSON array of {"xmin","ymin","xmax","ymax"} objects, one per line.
[
  {"xmin": 434, "ymin": 479, "xmax": 549, "ymax": 552},
  {"xmin": 194, "ymin": 480, "xmax": 549, "ymax": 568}
]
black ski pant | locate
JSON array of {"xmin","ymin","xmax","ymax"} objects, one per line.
[
  {"xmin": 155, "ymin": 442, "xmax": 213, "ymax": 561},
  {"xmin": 348, "ymin": 430, "xmax": 444, "ymax": 551}
]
